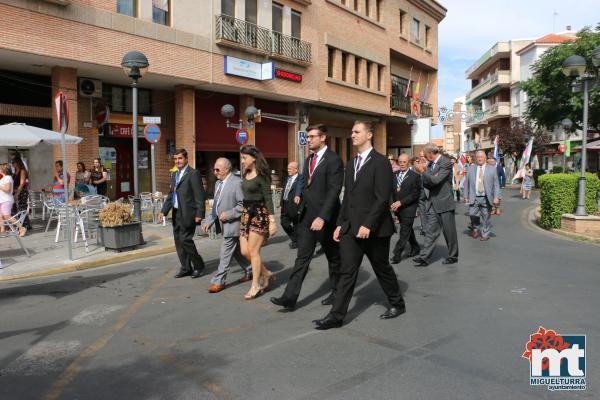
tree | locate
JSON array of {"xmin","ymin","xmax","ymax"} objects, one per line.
[
  {"xmin": 520, "ymin": 24, "xmax": 600, "ymax": 133},
  {"xmin": 494, "ymin": 118, "xmax": 551, "ymax": 174}
]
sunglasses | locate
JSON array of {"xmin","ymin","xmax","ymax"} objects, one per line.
[{"xmin": 213, "ymin": 168, "xmax": 220, "ymax": 172}]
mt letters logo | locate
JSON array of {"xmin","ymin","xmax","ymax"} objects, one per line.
[{"xmin": 522, "ymin": 326, "xmax": 586, "ymax": 391}]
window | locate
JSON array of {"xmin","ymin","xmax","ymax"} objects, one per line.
[
  {"xmin": 221, "ymin": 0, "xmax": 235, "ymax": 17},
  {"xmin": 365, "ymin": 0, "xmax": 370, "ymax": 17},
  {"xmin": 375, "ymin": 0, "xmax": 381, "ymax": 21},
  {"xmin": 272, "ymin": 3, "xmax": 283, "ymax": 33},
  {"xmin": 328, "ymin": 47, "xmax": 335, "ymax": 78},
  {"xmin": 104, "ymin": 85, "xmax": 151, "ymax": 114},
  {"xmin": 411, "ymin": 18, "xmax": 420, "ymax": 44},
  {"xmin": 117, "ymin": 0, "xmax": 136, "ymax": 17},
  {"xmin": 342, "ymin": 53, "xmax": 348, "ymax": 81},
  {"xmin": 355, "ymin": 59, "xmax": 360, "ymax": 85},
  {"xmin": 366, "ymin": 62, "xmax": 372, "ymax": 88},
  {"xmin": 152, "ymin": 0, "xmax": 169, "ymax": 25},
  {"xmin": 378, "ymin": 65, "xmax": 384, "ymax": 91},
  {"xmin": 446, "ymin": 126, "xmax": 454, "ymax": 133},
  {"xmin": 425, "ymin": 25, "xmax": 431, "ymax": 48},
  {"xmin": 354, "ymin": 0, "xmax": 358, "ymax": 12},
  {"xmin": 391, "ymin": 75, "xmax": 410, "ymax": 97},
  {"xmin": 446, "ymin": 138, "xmax": 454, "ymax": 144},
  {"xmin": 245, "ymin": 0, "xmax": 257, "ymax": 24},
  {"xmin": 399, "ymin": 10, "xmax": 407, "ymax": 36},
  {"xmin": 291, "ymin": 10, "xmax": 301, "ymax": 38}
]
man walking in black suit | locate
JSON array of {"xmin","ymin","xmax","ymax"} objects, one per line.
[
  {"xmin": 390, "ymin": 153, "xmax": 421, "ymax": 264},
  {"xmin": 280, "ymin": 161, "xmax": 303, "ymax": 249},
  {"xmin": 313, "ymin": 121, "xmax": 405, "ymax": 330},
  {"xmin": 413, "ymin": 144, "xmax": 459, "ymax": 267},
  {"xmin": 271, "ymin": 124, "xmax": 343, "ymax": 311},
  {"xmin": 159, "ymin": 149, "xmax": 206, "ymax": 279}
]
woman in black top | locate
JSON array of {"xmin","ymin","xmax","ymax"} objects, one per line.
[
  {"xmin": 239, "ymin": 145, "xmax": 277, "ymax": 300},
  {"xmin": 90, "ymin": 158, "xmax": 108, "ymax": 196}
]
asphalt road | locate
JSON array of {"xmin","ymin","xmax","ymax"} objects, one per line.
[{"xmin": 1, "ymin": 189, "xmax": 598, "ymax": 400}]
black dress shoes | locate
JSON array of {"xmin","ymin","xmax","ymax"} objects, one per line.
[
  {"xmin": 174, "ymin": 271, "xmax": 192, "ymax": 278},
  {"xmin": 270, "ymin": 297, "xmax": 295, "ymax": 311},
  {"xmin": 390, "ymin": 257, "xmax": 401, "ymax": 264},
  {"xmin": 190, "ymin": 270, "xmax": 204, "ymax": 279},
  {"xmin": 321, "ymin": 294, "xmax": 335, "ymax": 306},
  {"xmin": 380, "ymin": 305, "xmax": 406, "ymax": 319},
  {"xmin": 409, "ymin": 250, "xmax": 421, "ymax": 257},
  {"xmin": 442, "ymin": 257, "xmax": 458, "ymax": 265},
  {"xmin": 313, "ymin": 315, "xmax": 343, "ymax": 330},
  {"xmin": 413, "ymin": 257, "xmax": 429, "ymax": 267}
]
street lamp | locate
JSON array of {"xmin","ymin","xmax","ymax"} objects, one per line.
[
  {"xmin": 121, "ymin": 50, "xmax": 149, "ymax": 222},
  {"xmin": 560, "ymin": 47, "xmax": 600, "ymax": 216},
  {"xmin": 220, "ymin": 104, "xmax": 259, "ymax": 129},
  {"xmin": 560, "ymin": 118, "xmax": 572, "ymax": 171}
]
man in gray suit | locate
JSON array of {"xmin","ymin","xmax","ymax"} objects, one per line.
[
  {"xmin": 203, "ymin": 158, "xmax": 251, "ymax": 293},
  {"xmin": 413, "ymin": 144, "xmax": 459, "ymax": 266},
  {"xmin": 463, "ymin": 151, "xmax": 500, "ymax": 241}
]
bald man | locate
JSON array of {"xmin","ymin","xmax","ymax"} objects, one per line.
[{"xmin": 280, "ymin": 161, "xmax": 303, "ymax": 248}]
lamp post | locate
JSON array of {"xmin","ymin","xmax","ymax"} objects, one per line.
[
  {"xmin": 560, "ymin": 118, "xmax": 572, "ymax": 170},
  {"xmin": 121, "ymin": 51, "xmax": 149, "ymax": 222},
  {"xmin": 561, "ymin": 47, "xmax": 600, "ymax": 216}
]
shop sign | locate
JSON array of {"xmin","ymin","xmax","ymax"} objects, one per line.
[
  {"xmin": 110, "ymin": 124, "xmax": 143, "ymax": 138},
  {"xmin": 224, "ymin": 56, "xmax": 274, "ymax": 81},
  {"xmin": 276, "ymin": 69, "xmax": 302, "ymax": 83}
]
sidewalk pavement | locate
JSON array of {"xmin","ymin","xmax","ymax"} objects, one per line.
[{"xmin": 0, "ymin": 219, "xmax": 183, "ymax": 282}]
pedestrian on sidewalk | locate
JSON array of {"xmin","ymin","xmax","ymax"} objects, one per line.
[
  {"xmin": 10, "ymin": 156, "xmax": 31, "ymax": 231},
  {"xmin": 238, "ymin": 145, "xmax": 277, "ymax": 300},
  {"xmin": 413, "ymin": 143, "xmax": 459, "ymax": 267},
  {"xmin": 522, "ymin": 164, "xmax": 533, "ymax": 200},
  {"xmin": 90, "ymin": 158, "xmax": 108, "ymax": 197},
  {"xmin": 388, "ymin": 154, "xmax": 401, "ymax": 173},
  {"xmin": 464, "ymin": 151, "xmax": 500, "ymax": 241},
  {"xmin": 313, "ymin": 121, "xmax": 405, "ymax": 330},
  {"xmin": 271, "ymin": 124, "xmax": 343, "ymax": 311},
  {"xmin": 52, "ymin": 160, "xmax": 70, "ymax": 203},
  {"xmin": 280, "ymin": 161, "xmax": 303, "ymax": 249},
  {"xmin": 74, "ymin": 161, "xmax": 91, "ymax": 199},
  {"xmin": 159, "ymin": 148, "xmax": 206, "ymax": 279},
  {"xmin": 202, "ymin": 157, "xmax": 251, "ymax": 293},
  {"xmin": 0, "ymin": 163, "xmax": 26, "ymax": 236}
]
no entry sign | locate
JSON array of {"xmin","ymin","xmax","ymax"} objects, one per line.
[
  {"xmin": 144, "ymin": 123, "xmax": 161, "ymax": 144},
  {"xmin": 236, "ymin": 128, "xmax": 249, "ymax": 145}
]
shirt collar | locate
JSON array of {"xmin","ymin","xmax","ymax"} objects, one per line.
[
  {"xmin": 315, "ymin": 146, "xmax": 327, "ymax": 159},
  {"xmin": 358, "ymin": 147, "xmax": 373, "ymax": 160},
  {"xmin": 220, "ymin": 172, "xmax": 231, "ymax": 185},
  {"xmin": 433, "ymin": 154, "xmax": 442, "ymax": 164},
  {"xmin": 178, "ymin": 165, "xmax": 188, "ymax": 175}
]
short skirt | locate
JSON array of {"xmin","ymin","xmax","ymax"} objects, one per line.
[{"xmin": 240, "ymin": 200, "xmax": 270, "ymax": 238}]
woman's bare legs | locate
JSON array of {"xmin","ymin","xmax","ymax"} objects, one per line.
[{"xmin": 245, "ymin": 231, "xmax": 266, "ymax": 298}]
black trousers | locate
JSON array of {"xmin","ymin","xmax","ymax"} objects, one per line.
[
  {"xmin": 329, "ymin": 234, "xmax": 404, "ymax": 322},
  {"xmin": 172, "ymin": 209, "xmax": 205, "ymax": 274},
  {"xmin": 392, "ymin": 216, "xmax": 420, "ymax": 258},
  {"xmin": 281, "ymin": 218, "xmax": 340, "ymax": 304},
  {"xmin": 280, "ymin": 208, "xmax": 298, "ymax": 244}
]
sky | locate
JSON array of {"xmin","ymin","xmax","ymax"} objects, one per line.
[{"xmin": 432, "ymin": 0, "xmax": 599, "ymax": 138}]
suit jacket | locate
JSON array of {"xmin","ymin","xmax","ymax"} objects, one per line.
[
  {"xmin": 421, "ymin": 155, "xmax": 455, "ymax": 213},
  {"xmin": 337, "ymin": 149, "xmax": 395, "ymax": 238},
  {"xmin": 463, "ymin": 164, "xmax": 500, "ymax": 205},
  {"xmin": 203, "ymin": 174, "xmax": 243, "ymax": 237},
  {"xmin": 297, "ymin": 148, "xmax": 344, "ymax": 224},
  {"xmin": 280, "ymin": 174, "xmax": 303, "ymax": 218},
  {"xmin": 392, "ymin": 169, "xmax": 421, "ymax": 218},
  {"xmin": 161, "ymin": 166, "xmax": 206, "ymax": 229}
]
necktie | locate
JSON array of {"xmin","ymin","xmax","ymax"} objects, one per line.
[
  {"xmin": 431, "ymin": 161, "xmax": 436, "ymax": 171},
  {"xmin": 309, "ymin": 153, "xmax": 318, "ymax": 176},
  {"xmin": 212, "ymin": 180, "xmax": 222, "ymax": 219},
  {"xmin": 354, "ymin": 155, "xmax": 362, "ymax": 180},
  {"xmin": 173, "ymin": 169, "xmax": 181, "ymax": 207},
  {"xmin": 284, "ymin": 177, "xmax": 293, "ymax": 200},
  {"xmin": 477, "ymin": 166, "xmax": 484, "ymax": 195},
  {"xmin": 397, "ymin": 171, "xmax": 406, "ymax": 188}
]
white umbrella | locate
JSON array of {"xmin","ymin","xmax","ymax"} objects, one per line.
[{"xmin": 0, "ymin": 123, "xmax": 83, "ymax": 147}]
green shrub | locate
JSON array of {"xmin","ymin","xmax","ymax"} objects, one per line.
[
  {"xmin": 551, "ymin": 166, "xmax": 564, "ymax": 174},
  {"xmin": 533, "ymin": 169, "xmax": 546, "ymax": 188},
  {"xmin": 539, "ymin": 173, "xmax": 600, "ymax": 229}
]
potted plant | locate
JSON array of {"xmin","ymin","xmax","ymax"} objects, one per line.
[{"xmin": 99, "ymin": 202, "xmax": 143, "ymax": 252}]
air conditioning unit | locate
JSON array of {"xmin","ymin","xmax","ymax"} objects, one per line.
[{"xmin": 78, "ymin": 78, "xmax": 103, "ymax": 98}]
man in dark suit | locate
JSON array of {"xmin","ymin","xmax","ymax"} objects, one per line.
[
  {"xmin": 413, "ymin": 144, "xmax": 459, "ymax": 267},
  {"xmin": 159, "ymin": 148, "xmax": 206, "ymax": 279},
  {"xmin": 390, "ymin": 153, "xmax": 421, "ymax": 264},
  {"xmin": 271, "ymin": 124, "xmax": 343, "ymax": 311},
  {"xmin": 313, "ymin": 121, "xmax": 405, "ymax": 330},
  {"xmin": 280, "ymin": 161, "xmax": 303, "ymax": 249}
]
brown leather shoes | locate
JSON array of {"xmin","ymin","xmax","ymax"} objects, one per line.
[
  {"xmin": 480, "ymin": 236, "xmax": 490, "ymax": 241},
  {"xmin": 208, "ymin": 284, "xmax": 226, "ymax": 293},
  {"xmin": 472, "ymin": 230, "xmax": 480, "ymax": 239}
]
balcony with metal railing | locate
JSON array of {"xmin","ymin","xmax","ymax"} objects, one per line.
[
  {"xmin": 215, "ymin": 14, "xmax": 312, "ymax": 65},
  {"xmin": 390, "ymin": 95, "xmax": 411, "ymax": 113}
]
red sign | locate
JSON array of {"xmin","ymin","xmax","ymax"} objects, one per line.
[
  {"xmin": 275, "ymin": 69, "xmax": 302, "ymax": 83},
  {"xmin": 559, "ymin": 143, "xmax": 566, "ymax": 153},
  {"xmin": 94, "ymin": 101, "xmax": 110, "ymax": 127},
  {"xmin": 144, "ymin": 123, "xmax": 162, "ymax": 144},
  {"xmin": 110, "ymin": 124, "xmax": 134, "ymax": 138},
  {"xmin": 54, "ymin": 91, "xmax": 69, "ymax": 132}
]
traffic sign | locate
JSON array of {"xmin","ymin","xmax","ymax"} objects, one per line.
[
  {"xmin": 236, "ymin": 128, "xmax": 249, "ymax": 145},
  {"xmin": 144, "ymin": 123, "xmax": 161, "ymax": 144},
  {"xmin": 298, "ymin": 130, "xmax": 307, "ymax": 146},
  {"xmin": 54, "ymin": 91, "xmax": 69, "ymax": 132},
  {"xmin": 559, "ymin": 143, "xmax": 566, "ymax": 153},
  {"xmin": 143, "ymin": 116, "xmax": 162, "ymax": 124}
]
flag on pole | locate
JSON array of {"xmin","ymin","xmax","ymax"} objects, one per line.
[
  {"xmin": 512, "ymin": 137, "xmax": 534, "ymax": 182},
  {"xmin": 422, "ymin": 74, "xmax": 430, "ymax": 104},
  {"xmin": 405, "ymin": 66, "xmax": 413, "ymax": 97},
  {"xmin": 494, "ymin": 135, "xmax": 500, "ymax": 163},
  {"xmin": 414, "ymin": 71, "xmax": 422, "ymax": 101},
  {"xmin": 565, "ymin": 140, "xmax": 571, "ymax": 157}
]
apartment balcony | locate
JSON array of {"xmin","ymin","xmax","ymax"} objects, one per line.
[
  {"xmin": 390, "ymin": 95, "xmax": 411, "ymax": 113},
  {"xmin": 466, "ymin": 42, "xmax": 511, "ymax": 79},
  {"xmin": 421, "ymin": 102, "xmax": 433, "ymax": 118},
  {"xmin": 465, "ymin": 70, "xmax": 510, "ymax": 104},
  {"xmin": 215, "ymin": 14, "xmax": 312, "ymax": 65},
  {"xmin": 486, "ymin": 102, "xmax": 511, "ymax": 121}
]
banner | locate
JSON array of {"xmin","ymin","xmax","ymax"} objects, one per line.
[
  {"xmin": 512, "ymin": 137, "xmax": 534, "ymax": 182},
  {"xmin": 494, "ymin": 135, "xmax": 500, "ymax": 163}
]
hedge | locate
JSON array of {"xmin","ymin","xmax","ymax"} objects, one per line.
[
  {"xmin": 533, "ymin": 169, "xmax": 546, "ymax": 188},
  {"xmin": 539, "ymin": 173, "xmax": 600, "ymax": 229}
]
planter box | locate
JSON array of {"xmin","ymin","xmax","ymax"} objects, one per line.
[{"xmin": 99, "ymin": 222, "xmax": 143, "ymax": 252}]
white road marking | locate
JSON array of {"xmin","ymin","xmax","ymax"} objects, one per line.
[
  {"xmin": 2, "ymin": 340, "xmax": 81, "ymax": 376},
  {"xmin": 71, "ymin": 305, "xmax": 125, "ymax": 326}
]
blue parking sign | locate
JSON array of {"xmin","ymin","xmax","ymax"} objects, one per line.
[{"xmin": 298, "ymin": 131, "xmax": 307, "ymax": 146}]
